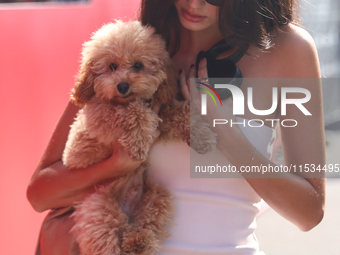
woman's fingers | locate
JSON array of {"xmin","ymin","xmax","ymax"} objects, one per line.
[
  {"xmin": 179, "ymin": 59, "xmax": 208, "ymax": 103},
  {"xmin": 152, "ymin": 104, "xmax": 161, "ymax": 115},
  {"xmin": 191, "ymin": 58, "xmax": 209, "ymax": 107},
  {"xmin": 179, "ymin": 69, "xmax": 190, "ymax": 102},
  {"xmin": 186, "ymin": 64, "xmax": 196, "ymax": 90},
  {"xmin": 197, "ymin": 57, "xmax": 208, "ymax": 79},
  {"xmin": 106, "ymin": 140, "xmax": 143, "ymax": 177}
]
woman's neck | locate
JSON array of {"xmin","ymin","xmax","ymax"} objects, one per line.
[
  {"xmin": 179, "ymin": 24, "xmax": 224, "ymax": 54},
  {"xmin": 171, "ymin": 23, "xmax": 224, "ymax": 74}
]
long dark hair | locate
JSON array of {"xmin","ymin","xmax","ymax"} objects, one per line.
[{"xmin": 139, "ymin": 0, "xmax": 299, "ymax": 57}]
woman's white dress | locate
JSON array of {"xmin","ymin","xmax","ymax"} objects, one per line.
[{"xmin": 148, "ymin": 117, "xmax": 276, "ymax": 255}]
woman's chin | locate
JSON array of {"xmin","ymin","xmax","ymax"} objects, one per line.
[{"xmin": 179, "ymin": 18, "xmax": 212, "ymax": 32}]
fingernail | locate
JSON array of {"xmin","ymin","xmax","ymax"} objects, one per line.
[
  {"xmin": 200, "ymin": 57, "xmax": 205, "ymax": 62},
  {"xmin": 190, "ymin": 64, "xmax": 195, "ymax": 68}
]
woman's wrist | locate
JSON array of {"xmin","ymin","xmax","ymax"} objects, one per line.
[
  {"xmin": 216, "ymin": 125, "xmax": 256, "ymax": 169},
  {"xmin": 216, "ymin": 124, "xmax": 243, "ymax": 151},
  {"xmin": 84, "ymin": 157, "xmax": 123, "ymax": 185}
]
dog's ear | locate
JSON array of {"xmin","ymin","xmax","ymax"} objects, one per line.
[
  {"xmin": 153, "ymin": 60, "xmax": 178, "ymax": 105},
  {"xmin": 70, "ymin": 62, "xmax": 96, "ymax": 107}
]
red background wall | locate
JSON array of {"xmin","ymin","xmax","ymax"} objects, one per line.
[{"xmin": 0, "ymin": 0, "xmax": 140, "ymax": 253}]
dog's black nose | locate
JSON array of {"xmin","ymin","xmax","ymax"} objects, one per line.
[{"xmin": 117, "ymin": 82, "xmax": 130, "ymax": 95}]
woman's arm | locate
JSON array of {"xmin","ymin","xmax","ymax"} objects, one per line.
[
  {"xmin": 27, "ymin": 101, "xmax": 142, "ymax": 212},
  {"xmin": 183, "ymin": 24, "xmax": 326, "ymax": 231},
  {"xmin": 219, "ymin": 126, "xmax": 325, "ymax": 232},
  {"xmin": 224, "ymin": 25, "xmax": 325, "ymax": 231}
]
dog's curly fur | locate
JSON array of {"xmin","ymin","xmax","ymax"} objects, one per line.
[
  {"xmin": 62, "ymin": 20, "xmax": 217, "ymax": 255},
  {"xmin": 63, "ymin": 21, "xmax": 181, "ymax": 255}
]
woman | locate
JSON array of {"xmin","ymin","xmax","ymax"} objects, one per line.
[
  {"xmin": 27, "ymin": 0, "xmax": 326, "ymax": 254},
  {"xmin": 140, "ymin": 0, "xmax": 326, "ymax": 254}
]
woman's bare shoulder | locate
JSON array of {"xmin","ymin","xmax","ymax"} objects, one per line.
[
  {"xmin": 274, "ymin": 23, "xmax": 315, "ymax": 47},
  {"xmin": 269, "ymin": 23, "xmax": 321, "ymax": 78},
  {"xmin": 242, "ymin": 23, "xmax": 321, "ymax": 79}
]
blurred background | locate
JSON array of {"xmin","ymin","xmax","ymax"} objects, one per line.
[{"xmin": 0, "ymin": 0, "xmax": 339, "ymax": 254}]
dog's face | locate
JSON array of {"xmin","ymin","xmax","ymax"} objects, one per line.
[{"xmin": 71, "ymin": 21, "xmax": 177, "ymax": 107}]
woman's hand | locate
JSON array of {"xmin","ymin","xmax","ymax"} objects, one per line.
[
  {"xmin": 104, "ymin": 140, "xmax": 143, "ymax": 178},
  {"xmin": 178, "ymin": 65, "xmax": 195, "ymax": 102},
  {"xmin": 27, "ymin": 101, "xmax": 145, "ymax": 212},
  {"xmin": 178, "ymin": 58, "xmax": 240, "ymax": 149}
]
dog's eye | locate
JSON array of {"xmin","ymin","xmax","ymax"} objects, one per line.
[
  {"xmin": 133, "ymin": 62, "xmax": 143, "ymax": 71},
  {"xmin": 109, "ymin": 63, "xmax": 117, "ymax": 71}
]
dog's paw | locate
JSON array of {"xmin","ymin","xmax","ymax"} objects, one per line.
[
  {"xmin": 118, "ymin": 101, "xmax": 160, "ymax": 162},
  {"xmin": 190, "ymin": 136, "xmax": 217, "ymax": 154},
  {"xmin": 190, "ymin": 120, "xmax": 217, "ymax": 154},
  {"xmin": 190, "ymin": 121, "xmax": 218, "ymax": 154},
  {"xmin": 121, "ymin": 229, "xmax": 156, "ymax": 255}
]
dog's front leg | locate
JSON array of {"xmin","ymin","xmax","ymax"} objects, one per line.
[
  {"xmin": 71, "ymin": 181, "xmax": 130, "ymax": 255},
  {"xmin": 159, "ymin": 100, "xmax": 217, "ymax": 153},
  {"xmin": 120, "ymin": 177, "xmax": 174, "ymax": 255},
  {"xmin": 158, "ymin": 100, "xmax": 190, "ymax": 146},
  {"xmin": 189, "ymin": 103, "xmax": 218, "ymax": 154},
  {"xmin": 118, "ymin": 100, "xmax": 161, "ymax": 162}
]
